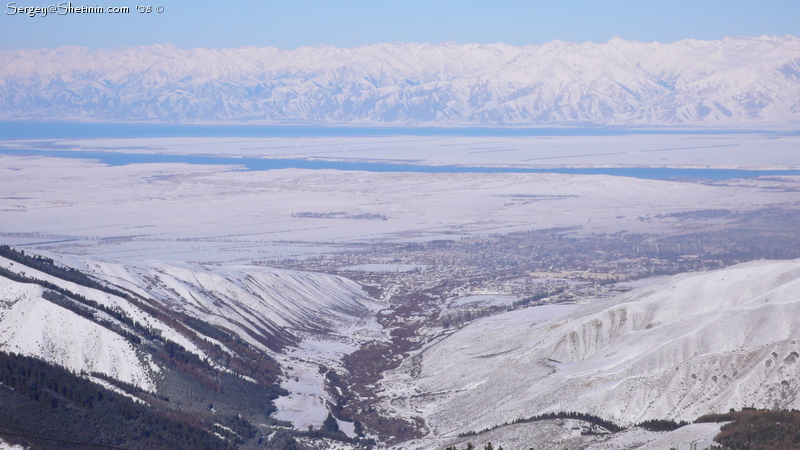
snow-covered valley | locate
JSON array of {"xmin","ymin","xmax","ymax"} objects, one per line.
[{"xmin": 0, "ymin": 251, "xmax": 384, "ymax": 433}]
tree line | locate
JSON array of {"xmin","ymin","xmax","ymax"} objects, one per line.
[{"xmin": 0, "ymin": 350, "xmax": 241, "ymax": 450}]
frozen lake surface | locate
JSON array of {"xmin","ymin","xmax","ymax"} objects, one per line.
[
  {"xmin": 4, "ymin": 124, "xmax": 800, "ymax": 175},
  {"xmin": 3, "ymin": 147, "xmax": 800, "ymax": 179}
]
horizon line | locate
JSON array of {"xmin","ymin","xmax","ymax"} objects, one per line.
[{"xmin": 3, "ymin": 34, "xmax": 798, "ymax": 53}]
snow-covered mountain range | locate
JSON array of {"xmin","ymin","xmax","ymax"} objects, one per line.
[{"xmin": 2, "ymin": 35, "xmax": 800, "ymax": 125}]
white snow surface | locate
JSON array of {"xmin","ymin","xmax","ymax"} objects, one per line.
[
  {"xmin": 630, "ymin": 422, "xmax": 725, "ymax": 450},
  {"xmin": 2, "ymin": 155, "xmax": 797, "ymax": 264},
  {"xmin": 0, "ymin": 276, "xmax": 158, "ymax": 391},
  {"xmin": 67, "ymin": 258, "xmax": 384, "ymax": 350},
  {"xmin": 0, "ymin": 441, "xmax": 25, "ymax": 450},
  {"xmin": 385, "ymin": 260, "xmax": 800, "ymax": 437},
  {"xmin": 0, "ymin": 255, "xmax": 205, "ymax": 359},
  {"xmin": 450, "ymin": 294, "xmax": 519, "ymax": 308},
  {"xmin": 2, "ymin": 36, "xmax": 800, "ymax": 125},
  {"xmin": 271, "ymin": 355, "xmax": 362, "ymax": 436}
]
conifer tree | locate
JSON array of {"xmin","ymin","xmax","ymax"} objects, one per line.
[{"xmin": 322, "ymin": 413, "xmax": 339, "ymax": 433}]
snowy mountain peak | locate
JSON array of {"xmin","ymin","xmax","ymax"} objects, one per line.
[{"xmin": 2, "ymin": 36, "xmax": 800, "ymax": 125}]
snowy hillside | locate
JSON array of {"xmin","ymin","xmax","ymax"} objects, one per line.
[
  {"xmin": 67, "ymin": 258, "xmax": 383, "ymax": 351},
  {"xmin": 2, "ymin": 35, "xmax": 800, "ymax": 125},
  {"xmin": 0, "ymin": 249, "xmax": 384, "ymax": 432},
  {"xmin": 384, "ymin": 259, "xmax": 800, "ymax": 437},
  {"xmin": 0, "ymin": 275, "xmax": 159, "ymax": 391}
]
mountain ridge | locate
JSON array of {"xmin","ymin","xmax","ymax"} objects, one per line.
[{"xmin": 2, "ymin": 35, "xmax": 799, "ymax": 125}]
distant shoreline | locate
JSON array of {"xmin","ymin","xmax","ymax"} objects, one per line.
[{"xmin": 2, "ymin": 121, "xmax": 798, "ymax": 140}]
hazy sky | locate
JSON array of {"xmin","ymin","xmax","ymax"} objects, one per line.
[{"xmin": 2, "ymin": 0, "xmax": 799, "ymax": 50}]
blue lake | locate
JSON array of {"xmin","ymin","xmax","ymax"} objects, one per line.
[
  {"xmin": 2, "ymin": 122, "xmax": 799, "ymax": 180},
  {"xmin": 3, "ymin": 148, "xmax": 800, "ymax": 180}
]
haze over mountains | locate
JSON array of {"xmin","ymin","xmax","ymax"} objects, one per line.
[{"xmin": 2, "ymin": 35, "xmax": 800, "ymax": 125}]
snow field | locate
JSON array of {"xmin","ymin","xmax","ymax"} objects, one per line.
[
  {"xmin": 0, "ymin": 256, "xmax": 206, "ymax": 360},
  {"xmin": 449, "ymin": 294, "xmax": 519, "ymax": 308},
  {"xmin": 2, "ymin": 155, "xmax": 798, "ymax": 265},
  {"xmin": 272, "ymin": 357, "xmax": 331, "ymax": 430}
]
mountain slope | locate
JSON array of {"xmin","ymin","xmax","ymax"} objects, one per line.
[
  {"xmin": 2, "ymin": 36, "xmax": 799, "ymax": 125},
  {"xmin": 0, "ymin": 246, "xmax": 385, "ymax": 435},
  {"xmin": 384, "ymin": 259, "xmax": 800, "ymax": 437},
  {"xmin": 0, "ymin": 276, "xmax": 159, "ymax": 390}
]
